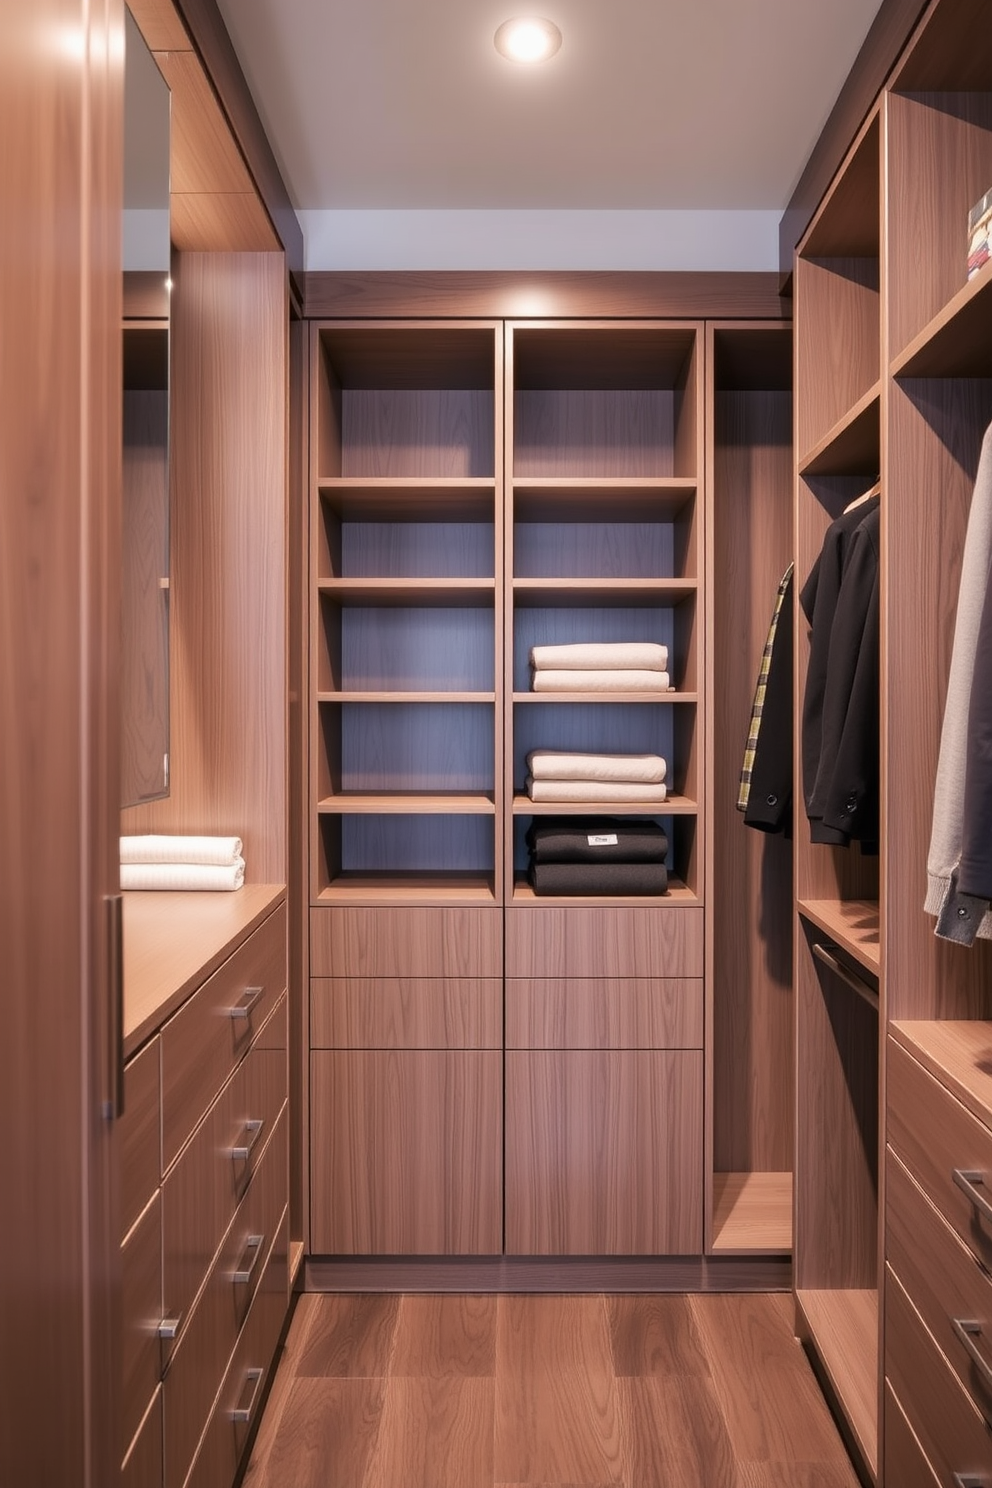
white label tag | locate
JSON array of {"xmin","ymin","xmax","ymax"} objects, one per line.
[{"xmin": 587, "ymin": 833, "xmax": 618, "ymax": 846}]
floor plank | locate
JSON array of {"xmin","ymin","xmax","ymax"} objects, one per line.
[
  {"xmin": 296, "ymin": 1292, "xmax": 399, "ymax": 1378},
  {"xmin": 619, "ymin": 1375, "xmax": 743, "ymax": 1486},
  {"xmin": 605, "ymin": 1293, "xmax": 710, "ymax": 1378},
  {"xmin": 246, "ymin": 1377, "xmax": 385, "ymax": 1488},
  {"xmin": 241, "ymin": 1294, "xmax": 320, "ymax": 1485},
  {"xmin": 390, "ymin": 1293, "xmax": 498, "ymax": 1378},
  {"xmin": 365, "ymin": 1376, "xmax": 495, "ymax": 1488}
]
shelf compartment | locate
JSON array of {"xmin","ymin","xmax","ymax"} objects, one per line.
[
  {"xmin": 511, "ymin": 876, "xmax": 697, "ymax": 908},
  {"xmin": 317, "ymin": 813, "xmax": 496, "ymax": 903},
  {"xmin": 796, "ymin": 1288, "xmax": 878, "ymax": 1480},
  {"xmin": 891, "ymin": 259, "xmax": 992, "ymax": 378},
  {"xmin": 512, "ymin": 578, "xmax": 696, "ymax": 605},
  {"xmin": 319, "ymin": 519, "xmax": 495, "ymax": 584},
  {"xmin": 512, "ymin": 811, "xmax": 699, "ymax": 903},
  {"xmin": 797, "ymin": 382, "xmax": 880, "ymax": 477},
  {"xmin": 314, "ymin": 875, "xmax": 497, "ymax": 908},
  {"xmin": 512, "ymin": 477, "xmax": 696, "ymax": 521},
  {"xmin": 317, "ymin": 601, "xmax": 495, "ymax": 694},
  {"xmin": 513, "ymin": 599, "xmax": 695, "ymax": 694},
  {"xmin": 317, "ymin": 579, "xmax": 495, "ymax": 605},
  {"xmin": 711, "ymin": 1171, "xmax": 792, "ymax": 1255},
  {"xmin": 318, "ymin": 477, "xmax": 495, "ymax": 519},
  {"xmin": 798, "ymin": 899, "xmax": 880, "ymax": 975},
  {"xmin": 513, "ymin": 691, "xmax": 696, "ymax": 704},
  {"xmin": 318, "ymin": 793, "xmax": 495, "ymax": 814},
  {"xmin": 317, "ymin": 700, "xmax": 495, "ymax": 800},
  {"xmin": 318, "ymin": 690, "xmax": 495, "ymax": 704}
]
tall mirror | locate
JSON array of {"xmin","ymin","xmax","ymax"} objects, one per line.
[{"xmin": 121, "ymin": 7, "xmax": 171, "ymax": 807}]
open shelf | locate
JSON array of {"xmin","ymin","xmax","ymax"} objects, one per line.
[
  {"xmin": 513, "ymin": 689, "xmax": 691, "ymax": 704},
  {"xmin": 512, "ymin": 477, "xmax": 696, "ymax": 521},
  {"xmin": 318, "ymin": 792, "xmax": 496, "ymax": 814},
  {"xmin": 798, "ymin": 382, "xmax": 880, "ymax": 477},
  {"xmin": 316, "ymin": 873, "xmax": 498, "ymax": 907},
  {"xmin": 798, "ymin": 898, "xmax": 880, "ymax": 974},
  {"xmin": 890, "ymin": 259, "xmax": 992, "ymax": 378},
  {"xmin": 318, "ymin": 476, "xmax": 495, "ymax": 519},
  {"xmin": 511, "ymin": 876, "xmax": 697, "ymax": 908},
  {"xmin": 797, "ymin": 1288, "xmax": 878, "ymax": 1479},
  {"xmin": 318, "ymin": 578, "xmax": 495, "ymax": 606},
  {"xmin": 513, "ymin": 792, "xmax": 696, "ymax": 815},
  {"xmin": 318, "ymin": 690, "xmax": 495, "ymax": 704},
  {"xmin": 711, "ymin": 1171, "xmax": 792, "ymax": 1255},
  {"xmin": 513, "ymin": 578, "xmax": 695, "ymax": 606}
]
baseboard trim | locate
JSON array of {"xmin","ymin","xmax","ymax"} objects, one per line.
[{"xmin": 303, "ymin": 1254, "xmax": 791, "ymax": 1293}]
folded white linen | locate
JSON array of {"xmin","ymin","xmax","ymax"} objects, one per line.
[
  {"xmin": 531, "ymin": 669, "xmax": 671, "ymax": 692},
  {"xmin": 526, "ymin": 777, "xmax": 668, "ymax": 803},
  {"xmin": 120, "ymin": 834, "xmax": 244, "ymax": 866},
  {"xmin": 527, "ymin": 750, "xmax": 666, "ymax": 784},
  {"xmin": 121, "ymin": 858, "xmax": 246, "ymax": 892},
  {"xmin": 530, "ymin": 642, "xmax": 668, "ymax": 671}
]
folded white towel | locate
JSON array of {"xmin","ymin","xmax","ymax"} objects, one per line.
[
  {"xmin": 527, "ymin": 750, "xmax": 667, "ymax": 784},
  {"xmin": 121, "ymin": 859, "xmax": 246, "ymax": 892},
  {"xmin": 531, "ymin": 669, "xmax": 671, "ymax": 692},
  {"xmin": 527, "ymin": 777, "xmax": 668, "ymax": 803},
  {"xmin": 531, "ymin": 642, "xmax": 668, "ymax": 671},
  {"xmin": 120, "ymin": 834, "xmax": 244, "ymax": 867}
]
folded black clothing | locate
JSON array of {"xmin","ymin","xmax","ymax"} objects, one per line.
[
  {"xmin": 525, "ymin": 816, "xmax": 668, "ymax": 864},
  {"xmin": 529, "ymin": 860, "xmax": 669, "ymax": 896}
]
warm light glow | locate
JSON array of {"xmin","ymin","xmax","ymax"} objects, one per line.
[{"xmin": 494, "ymin": 17, "xmax": 562, "ymax": 64}]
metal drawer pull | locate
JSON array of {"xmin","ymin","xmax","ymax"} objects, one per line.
[
  {"xmin": 952, "ymin": 1318, "xmax": 992, "ymax": 1393},
  {"xmin": 229, "ymin": 985, "xmax": 264, "ymax": 1021},
  {"xmin": 954, "ymin": 1475, "xmax": 988, "ymax": 1487},
  {"xmin": 231, "ymin": 1118, "xmax": 264, "ymax": 1163},
  {"xmin": 954, "ymin": 1168, "xmax": 992, "ymax": 1227},
  {"xmin": 811, "ymin": 941, "xmax": 879, "ymax": 1010},
  {"xmin": 231, "ymin": 1366, "xmax": 264, "ymax": 1426},
  {"xmin": 157, "ymin": 1314, "xmax": 182, "ymax": 1341},
  {"xmin": 233, "ymin": 1233, "xmax": 265, "ymax": 1286}
]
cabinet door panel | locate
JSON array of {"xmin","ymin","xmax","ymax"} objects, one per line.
[
  {"xmin": 505, "ymin": 978, "xmax": 703, "ymax": 1049},
  {"xmin": 121, "ymin": 1036, "xmax": 161, "ymax": 1238},
  {"xmin": 505, "ymin": 906, "xmax": 704, "ymax": 979},
  {"xmin": 121, "ymin": 1191, "xmax": 162, "ymax": 1458},
  {"xmin": 310, "ymin": 905, "xmax": 502, "ymax": 978},
  {"xmin": 122, "ymin": 1387, "xmax": 163, "ymax": 1488},
  {"xmin": 310, "ymin": 977, "xmax": 502, "ymax": 1049},
  {"xmin": 310, "ymin": 1051, "xmax": 502, "ymax": 1254},
  {"xmin": 505, "ymin": 1050, "xmax": 703, "ymax": 1255}
]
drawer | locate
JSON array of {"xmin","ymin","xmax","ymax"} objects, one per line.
[
  {"xmin": 163, "ymin": 1106, "xmax": 288, "ymax": 1488},
  {"xmin": 310, "ymin": 905, "xmax": 502, "ymax": 978},
  {"xmin": 121, "ymin": 1191, "xmax": 162, "ymax": 1458},
  {"xmin": 162, "ymin": 1018, "xmax": 287, "ymax": 1338},
  {"xmin": 885, "ymin": 1263, "xmax": 992, "ymax": 1483},
  {"xmin": 505, "ymin": 1050, "xmax": 703, "ymax": 1255},
  {"xmin": 310, "ymin": 977, "xmax": 502, "ymax": 1049},
  {"xmin": 122, "ymin": 1385, "xmax": 163, "ymax": 1488},
  {"xmin": 505, "ymin": 906, "xmax": 704, "ymax": 979},
  {"xmin": 889, "ymin": 1038, "xmax": 992, "ymax": 1274},
  {"xmin": 884, "ymin": 1381, "xmax": 942, "ymax": 1488},
  {"xmin": 161, "ymin": 902, "xmax": 286, "ymax": 1170},
  {"xmin": 888, "ymin": 1145, "xmax": 992, "ymax": 1427},
  {"xmin": 184, "ymin": 1212, "xmax": 290, "ymax": 1488},
  {"xmin": 121, "ymin": 1036, "xmax": 160, "ymax": 1237},
  {"xmin": 310, "ymin": 1050, "xmax": 502, "ymax": 1255},
  {"xmin": 505, "ymin": 978, "xmax": 704, "ymax": 1049}
]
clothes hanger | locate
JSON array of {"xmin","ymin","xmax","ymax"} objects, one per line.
[{"xmin": 843, "ymin": 477, "xmax": 881, "ymax": 513}]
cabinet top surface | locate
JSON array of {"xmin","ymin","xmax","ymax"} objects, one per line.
[
  {"xmin": 891, "ymin": 1020, "xmax": 992, "ymax": 1132},
  {"xmin": 123, "ymin": 884, "xmax": 285, "ymax": 1056}
]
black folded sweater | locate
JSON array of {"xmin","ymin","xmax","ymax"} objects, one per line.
[
  {"xmin": 525, "ymin": 816, "xmax": 669, "ymax": 864},
  {"xmin": 529, "ymin": 860, "xmax": 669, "ymax": 896}
]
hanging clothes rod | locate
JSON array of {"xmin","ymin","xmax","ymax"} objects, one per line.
[{"xmin": 811, "ymin": 941, "xmax": 880, "ymax": 1012}]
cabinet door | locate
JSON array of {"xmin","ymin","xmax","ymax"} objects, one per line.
[
  {"xmin": 505, "ymin": 1051, "xmax": 703, "ymax": 1255},
  {"xmin": 311, "ymin": 1051, "xmax": 502, "ymax": 1254}
]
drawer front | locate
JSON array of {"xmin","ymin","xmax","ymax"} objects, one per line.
[
  {"xmin": 121, "ymin": 1036, "xmax": 160, "ymax": 1237},
  {"xmin": 888, "ymin": 1145, "xmax": 992, "ymax": 1427},
  {"xmin": 121, "ymin": 1191, "xmax": 162, "ymax": 1458},
  {"xmin": 889, "ymin": 1038, "xmax": 992, "ymax": 1274},
  {"xmin": 184, "ymin": 1212, "xmax": 289, "ymax": 1488},
  {"xmin": 162, "ymin": 1029, "xmax": 287, "ymax": 1336},
  {"xmin": 310, "ymin": 1050, "xmax": 502, "ymax": 1255},
  {"xmin": 505, "ymin": 906, "xmax": 704, "ymax": 979},
  {"xmin": 505, "ymin": 978, "xmax": 704, "ymax": 1050},
  {"xmin": 505, "ymin": 1050, "xmax": 703, "ymax": 1255},
  {"xmin": 161, "ymin": 902, "xmax": 287, "ymax": 1170},
  {"xmin": 122, "ymin": 1386, "xmax": 163, "ymax": 1488},
  {"xmin": 163, "ymin": 1107, "xmax": 288, "ymax": 1488},
  {"xmin": 884, "ymin": 1381, "xmax": 942, "ymax": 1488},
  {"xmin": 310, "ymin": 906, "xmax": 502, "ymax": 978},
  {"xmin": 885, "ymin": 1264, "xmax": 992, "ymax": 1483},
  {"xmin": 310, "ymin": 977, "xmax": 502, "ymax": 1049}
]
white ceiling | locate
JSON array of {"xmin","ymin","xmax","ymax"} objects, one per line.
[{"xmin": 215, "ymin": 0, "xmax": 884, "ymax": 211}]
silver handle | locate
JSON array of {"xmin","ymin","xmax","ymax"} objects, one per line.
[
  {"xmin": 106, "ymin": 894, "xmax": 124, "ymax": 1119},
  {"xmin": 231, "ymin": 1118, "xmax": 264, "ymax": 1163},
  {"xmin": 231, "ymin": 1366, "xmax": 264, "ymax": 1426},
  {"xmin": 954, "ymin": 1168, "xmax": 992, "ymax": 1227},
  {"xmin": 228, "ymin": 985, "xmax": 264, "ymax": 1021},
  {"xmin": 952, "ymin": 1318, "xmax": 992, "ymax": 1394},
  {"xmin": 158, "ymin": 1314, "xmax": 182, "ymax": 1341},
  {"xmin": 811, "ymin": 941, "xmax": 879, "ymax": 1011},
  {"xmin": 233, "ymin": 1233, "xmax": 265, "ymax": 1286}
]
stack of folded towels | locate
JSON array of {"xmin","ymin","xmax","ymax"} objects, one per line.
[
  {"xmin": 526, "ymin": 817, "xmax": 670, "ymax": 896},
  {"xmin": 530, "ymin": 641, "xmax": 670, "ymax": 692},
  {"xmin": 526, "ymin": 749, "xmax": 667, "ymax": 803},
  {"xmin": 120, "ymin": 835, "xmax": 246, "ymax": 891}
]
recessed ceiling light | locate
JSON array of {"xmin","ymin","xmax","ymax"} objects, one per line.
[{"xmin": 494, "ymin": 17, "xmax": 562, "ymax": 64}]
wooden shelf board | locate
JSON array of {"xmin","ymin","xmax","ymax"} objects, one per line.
[
  {"xmin": 513, "ymin": 577, "xmax": 696, "ymax": 607},
  {"xmin": 289, "ymin": 1240, "xmax": 305, "ymax": 1288},
  {"xmin": 317, "ymin": 691, "xmax": 495, "ymax": 704},
  {"xmin": 315, "ymin": 874, "xmax": 496, "ymax": 907},
  {"xmin": 796, "ymin": 1288, "xmax": 878, "ymax": 1478},
  {"xmin": 513, "ymin": 792, "xmax": 697, "ymax": 815},
  {"xmin": 511, "ymin": 875, "xmax": 697, "ymax": 907},
  {"xmin": 711, "ymin": 1171, "xmax": 792, "ymax": 1255},
  {"xmin": 891, "ymin": 262, "xmax": 992, "ymax": 379},
  {"xmin": 890, "ymin": 1020, "xmax": 992, "ymax": 1136},
  {"xmin": 798, "ymin": 382, "xmax": 881, "ymax": 477},
  {"xmin": 318, "ymin": 477, "xmax": 495, "ymax": 520},
  {"xmin": 512, "ymin": 477, "xmax": 696, "ymax": 522},
  {"xmin": 798, "ymin": 898, "xmax": 880, "ymax": 973},
  {"xmin": 318, "ymin": 578, "xmax": 495, "ymax": 607},
  {"xmin": 514, "ymin": 690, "xmax": 695, "ymax": 704},
  {"xmin": 317, "ymin": 792, "xmax": 496, "ymax": 815}
]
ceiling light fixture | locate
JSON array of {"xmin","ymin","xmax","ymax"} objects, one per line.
[{"xmin": 494, "ymin": 17, "xmax": 562, "ymax": 64}]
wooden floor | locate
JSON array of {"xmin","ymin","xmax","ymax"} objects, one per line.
[{"xmin": 242, "ymin": 1292, "xmax": 860, "ymax": 1488}]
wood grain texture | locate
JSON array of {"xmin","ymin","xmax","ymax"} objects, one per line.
[
  {"xmin": 297, "ymin": 1293, "xmax": 400, "ymax": 1378},
  {"xmin": 795, "ymin": 257, "xmax": 880, "ymax": 462},
  {"xmin": 892, "ymin": 0, "xmax": 992, "ymax": 89},
  {"xmin": 154, "ymin": 48, "xmax": 254, "ymax": 194},
  {"xmin": 505, "ymin": 978, "xmax": 703, "ymax": 1050},
  {"xmin": 605, "ymin": 1295, "xmax": 710, "ymax": 1378},
  {"xmin": 249, "ymin": 1377, "xmax": 388, "ymax": 1486},
  {"xmin": 795, "ymin": 1289, "xmax": 878, "ymax": 1475},
  {"xmin": 711, "ymin": 1172, "xmax": 793, "ymax": 1255},
  {"xmin": 800, "ymin": 113, "xmax": 881, "ymax": 260},
  {"xmin": 170, "ymin": 190, "xmax": 277, "ymax": 253},
  {"xmin": 619, "ymin": 1375, "xmax": 741, "ymax": 1487},
  {"xmin": 505, "ymin": 906, "xmax": 704, "ymax": 978},
  {"xmin": 390, "ymin": 1295, "xmax": 497, "ymax": 1378},
  {"xmin": 883, "ymin": 1380, "xmax": 942, "ymax": 1488},
  {"xmin": 122, "ymin": 1388, "xmax": 164, "ymax": 1488},
  {"xmin": 121, "ymin": 251, "xmax": 287, "ymax": 883},
  {"xmin": 122, "ymin": 1192, "xmax": 163, "ymax": 1459},
  {"xmin": 366, "ymin": 1377, "xmax": 496, "ymax": 1488},
  {"xmin": 504, "ymin": 1051, "xmax": 703, "ymax": 1255},
  {"xmin": 311, "ymin": 977, "xmax": 502, "ymax": 1050},
  {"xmin": 890, "ymin": 1019, "xmax": 992, "ymax": 1134},
  {"xmin": 310, "ymin": 906, "xmax": 502, "ymax": 977},
  {"xmin": 309, "ymin": 1051, "xmax": 502, "ymax": 1255},
  {"xmin": 514, "ymin": 391, "xmax": 676, "ymax": 479},
  {"xmin": 342, "ymin": 390, "xmax": 495, "ymax": 480},
  {"xmin": 797, "ymin": 899, "xmax": 880, "ymax": 973},
  {"xmin": 122, "ymin": 1036, "xmax": 162, "ymax": 1238}
]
